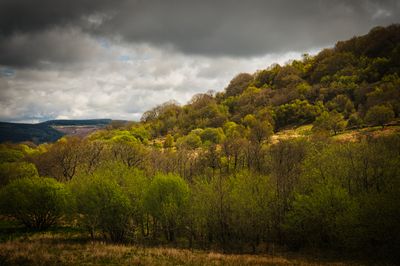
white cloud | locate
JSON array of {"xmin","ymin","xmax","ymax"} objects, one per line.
[{"xmin": 0, "ymin": 35, "xmax": 319, "ymax": 123}]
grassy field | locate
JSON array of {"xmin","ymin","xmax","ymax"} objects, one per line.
[
  {"xmin": 271, "ymin": 124, "xmax": 400, "ymax": 143},
  {"xmin": 0, "ymin": 224, "xmax": 372, "ymax": 266}
]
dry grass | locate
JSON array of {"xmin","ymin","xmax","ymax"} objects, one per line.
[
  {"xmin": 271, "ymin": 124, "xmax": 400, "ymax": 144},
  {"xmin": 0, "ymin": 231, "xmax": 362, "ymax": 266},
  {"xmin": 271, "ymin": 125, "xmax": 313, "ymax": 143},
  {"xmin": 333, "ymin": 125, "xmax": 400, "ymax": 142}
]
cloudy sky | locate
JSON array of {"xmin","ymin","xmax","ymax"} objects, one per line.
[{"xmin": 0, "ymin": 0, "xmax": 399, "ymax": 123}]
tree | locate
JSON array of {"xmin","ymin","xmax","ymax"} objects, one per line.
[
  {"xmin": 229, "ymin": 172, "xmax": 273, "ymax": 252},
  {"xmin": 249, "ymin": 121, "xmax": 273, "ymax": 144},
  {"xmin": 224, "ymin": 73, "xmax": 253, "ymax": 97},
  {"xmin": 110, "ymin": 139, "xmax": 148, "ymax": 168},
  {"xmin": 0, "ymin": 161, "xmax": 38, "ymax": 186},
  {"xmin": 284, "ymin": 180, "xmax": 357, "ymax": 249},
  {"xmin": 176, "ymin": 133, "xmax": 202, "ymax": 149},
  {"xmin": 0, "ymin": 177, "xmax": 68, "ymax": 230},
  {"xmin": 365, "ymin": 104, "xmax": 395, "ymax": 129},
  {"xmin": 200, "ymin": 127, "xmax": 225, "ymax": 145},
  {"xmin": 144, "ymin": 173, "xmax": 189, "ymax": 242},
  {"xmin": 313, "ymin": 111, "xmax": 347, "ymax": 135},
  {"xmin": 347, "ymin": 113, "xmax": 363, "ymax": 129},
  {"xmin": 163, "ymin": 134, "xmax": 174, "ymax": 148},
  {"xmin": 32, "ymin": 137, "xmax": 83, "ymax": 181},
  {"xmin": 70, "ymin": 175, "xmax": 132, "ymax": 242}
]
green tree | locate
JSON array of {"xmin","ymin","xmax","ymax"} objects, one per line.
[
  {"xmin": 200, "ymin": 127, "xmax": 225, "ymax": 145},
  {"xmin": 163, "ymin": 134, "xmax": 174, "ymax": 148},
  {"xmin": 365, "ymin": 104, "xmax": 395, "ymax": 129},
  {"xmin": 313, "ymin": 111, "xmax": 347, "ymax": 135},
  {"xmin": 0, "ymin": 161, "xmax": 38, "ymax": 186},
  {"xmin": 284, "ymin": 180, "xmax": 357, "ymax": 249},
  {"xmin": 0, "ymin": 177, "xmax": 68, "ymax": 230},
  {"xmin": 229, "ymin": 172, "xmax": 273, "ymax": 252},
  {"xmin": 224, "ymin": 73, "xmax": 253, "ymax": 97},
  {"xmin": 70, "ymin": 175, "xmax": 132, "ymax": 242},
  {"xmin": 176, "ymin": 132, "xmax": 202, "ymax": 149},
  {"xmin": 144, "ymin": 173, "xmax": 189, "ymax": 242}
]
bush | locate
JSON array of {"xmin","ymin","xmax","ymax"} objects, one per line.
[
  {"xmin": 0, "ymin": 177, "xmax": 68, "ymax": 230},
  {"xmin": 70, "ymin": 176, "xmax": 132, "ymax": 242}
]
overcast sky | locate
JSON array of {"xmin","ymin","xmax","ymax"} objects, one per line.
[{"xmin": 0, "ymin": 0, "xmax": 399, "ymax": 123}]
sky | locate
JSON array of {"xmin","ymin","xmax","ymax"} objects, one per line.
[{"xmin": 0, "ymin": 0, "xmax": 399, "ymax": 123}]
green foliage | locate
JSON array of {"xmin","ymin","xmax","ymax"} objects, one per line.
[
  {"xmin": 229, "ymin": 172, "xmax": 274, "ymax": 248},
  {"xmin": 0, "ymin": 145, "xmax": 24, "ymax": 163},
  {"xmin": 347, "ymin": 113, "xmax": 363, "ymax": 128},
  {"xmin": 92, "ymin": 162, "xmax": 148, "ymax": 226},
  {"xmin": 176, "ymin": 132, "xmax": 202, "ymax": 149},
  {"xmin": 144, "ymin": 173, "xmax": 189, "ymax": 242},
  {"xmin": 249, "ymin": 120, "xmax": 273, "ymax": 143},
  {"xmin": 0, "ymin": 177, "xmax": 68, "ymax": 230},
  {"xmin": 0, "ymin": 161, "xmax": 39, "ymax": 186},
  {"xmin": 163, "ymin": 134, "xmax": 174, "ymax": 148},
  {"xmin": 313, "ymin": 111, "xmax": 347, "ymax": 135},
  {"xmin": 326, "ymin": 94, "xmax": 355, "ymax": 117},
  {"xmin": 70, "ymin": 174, "xmax": 132, "ymax": 242},
  {"xmin": 200, "ymin": 127, "xmax": 225, "ymax": 145},
  {"xmin": 356, "ymin": 190, "xmax": 400, "ymax": 255},
  {"xmin": 285, "ymin": 180, "xmax": 357, "ymax": 249},
  {"xmin": 224, "ymin": 73, "xmax": 253, "ymax": 97},
  {"xmin": 365, "ymin": 104, "xmax": 395, "ymax": 128},
  {"xmin": 275, "ymin": 100, "xmax": 322, "ymax": 128},
  {"xmin": 130, "ymin": 125, "xmax": 151, "ymax": 142}
]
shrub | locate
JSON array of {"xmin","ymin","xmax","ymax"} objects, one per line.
[{"xmin": 0, "ymin": 177, "xmax": 68, "ymax": 230}]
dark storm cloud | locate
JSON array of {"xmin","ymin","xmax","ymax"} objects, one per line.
[
  {"xmin": 100, "ymin": 0, "xmax": 400, "ymax": 56},
  {"xmin": 0, "ymin": 0, "xmax": 116, "ymax": 35},
  {"xmin": 0, "ymin": 0, "xmax": 399, "ymax": 68},
  {"xmin": 0, "ymin": 27, "xmax": 107, "ymax": 68}
]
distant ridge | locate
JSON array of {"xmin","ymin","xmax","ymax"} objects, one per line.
[
  {"xmin": 0, "ymin": 122, "xmax": 64, "ymax": 144},
  {"xmin": 0, "ymin": 119, "xmax": 117, "ymax": 144},
  {"xmin": 41, "ymin": 119, "xmax": 113, "ymax": 126}
]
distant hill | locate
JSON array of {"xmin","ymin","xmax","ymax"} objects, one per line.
[
  {"xmin": 0, "ymin": 122, "xmax": 64, "ymax": 144},
  {"xmin": 0, "ymin": 119, "xmax": 116, "ymax": 144},
  {"xmin": 41, "ymin": 119, "xmax": 112, "ymax": 126}
]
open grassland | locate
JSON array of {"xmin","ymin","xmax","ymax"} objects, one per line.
[
  {"xmin": 0, "ymin": 228, "xmax": 366, "ymax": 266},
  {"xmin": 271, "ymin": 123, "xmax": 400, "ymax": 143}
]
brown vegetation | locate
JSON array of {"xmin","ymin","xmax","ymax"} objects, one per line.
[{"xmin": 0, "ymin": 231, "xmax": 359, "ymax": 266}]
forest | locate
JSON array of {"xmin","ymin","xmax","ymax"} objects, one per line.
[{"xmin": 0, "ymin": 24, "xmax": 400, "ymax": 264}]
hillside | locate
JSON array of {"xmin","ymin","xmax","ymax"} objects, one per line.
[
  {"xmin": 0, "ymin": 122, "xmax": 64, "ymax": 144},
  {"xmin": 0, "ymin": 119, "xmax": 115, "ymax": 144},
  {"xmin": 140, "ymin": 24, "xmax": 400, "ymax": 137}
]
